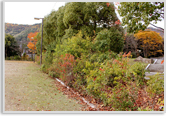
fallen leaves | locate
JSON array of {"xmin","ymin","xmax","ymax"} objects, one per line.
[{"xmin": 54, "ymin": 78, "xmax": 114, "ymax": 111}]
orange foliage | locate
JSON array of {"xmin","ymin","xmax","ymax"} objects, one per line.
[
  {"xmin": 134, "ymin": 30, "xmax": 163, "ymax": 57},
  {"xmin": 27, "ymin": 32, "xmax": 38, "ymax": 41},
  {"xmin": 122, "ymin": 51, "xmax": 131, "ymax": 58},
  {"xmin": 27, "ymin": 32, "xmax": 39, "ymax": 52}
]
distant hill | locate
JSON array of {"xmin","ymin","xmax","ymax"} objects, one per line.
[
  {"xmin": 146, "ymin": 27, "xmax": 164, "ymax": 38},
  {"xmin": 5, "ymin": 23, "xmax": 41, "ymax": 42}
]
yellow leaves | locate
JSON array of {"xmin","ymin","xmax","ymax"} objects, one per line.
[
  {"xmin": 134, "ymin": 30, "xmax": 163, "ymax": 57},
  {"xmin": 157, "ymin": 50, "xmax": 163, "ymax": 53},
  {"xmin": 134, "ymin": 30, "xmax": 163, "ymax": 45}
]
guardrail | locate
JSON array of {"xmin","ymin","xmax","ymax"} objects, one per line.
[
  {"xmin": 153, "ymin": 59, "xmax": 158, "ymax": 64},
  {"xmin": 145, "ymin": 64, "xmax": 151, "ymax": 70},
  {"xmin": 145, "ymin": 59, "xmax": 158, "ymax": 70}
]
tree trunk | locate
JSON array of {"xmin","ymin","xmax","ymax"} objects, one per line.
[{"xmin": 94, "ymin": 21, "xmax": 96, "ymax": 32}]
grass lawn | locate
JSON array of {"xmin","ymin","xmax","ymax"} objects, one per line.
[{"xmin": 5, "ymin": 61, "xmax": 83, "ymax": 111}]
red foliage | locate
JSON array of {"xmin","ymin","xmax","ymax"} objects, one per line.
[
  {"xmin": 106, "ymin": 3, "xmax": 110, "ymax": 7},
  {"xmin": 58, "ymin": 54, "xmax": 76, "ymax": 85},
  {"xmin": 115, "ymin": 19, "xmax": 121, "ymax": 25},
  {"xmin": 99, "ymin": 68, "xmax": 104, "ymax": 71}
]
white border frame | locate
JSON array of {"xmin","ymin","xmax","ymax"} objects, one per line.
[{"xmin": 2, "ymin": 0, "xmax": 166, "ymax": 114}]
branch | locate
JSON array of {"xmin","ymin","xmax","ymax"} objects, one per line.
[
  {"xmin": 160, "ymin": 14, "xmax": 164, "ymax": 19},
  {"xmin": 149, "ymin": 23, "xmax": 164, "ymax": 31}
]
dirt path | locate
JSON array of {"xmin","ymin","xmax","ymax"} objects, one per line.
[{"xmin": 5, "ymin": 61, "xmax": 83, "ymax": 111}]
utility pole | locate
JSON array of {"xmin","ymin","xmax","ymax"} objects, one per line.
[
  {"xmin": 40, "ymin": 19, "xmax": 43, "ymax": 65},
  {"xmin": 34, "ymin": 17, "xmax": 44, "ymax": 65},
  {"xmin": 34, "ymin": 40, "xmax": 35, "ymax": 63}
]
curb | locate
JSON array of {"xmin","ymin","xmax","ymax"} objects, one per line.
[{"xmin": 55, "ymin": 78, "xmax": 96, "ymax": 109}]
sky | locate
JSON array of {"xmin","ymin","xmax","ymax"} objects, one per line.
[
  {"xmin": 5, "ymin": 2, "xmax": 66, "ymax": 25},
  {"xmin": 5, "ymin": 2, "xmax": 164, "ymax": 29}
]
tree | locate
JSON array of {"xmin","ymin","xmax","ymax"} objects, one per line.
[
  {"xmin": 62, "ymin": 2, "xmax": 122, "ymax": 38},
  {"xmin": 134, "ymin": 30, "xmax": 163, "ymax": 58},
  {"xmin": 123, "ymin": 33, "xmax": 138, "ymax": 57},
  {"xmin": 95, "ymin": 28, "xmax": 124, "ymax": 53},
  {"xmin": 63, "ymin": 2, "xmax": 86, "ymax": 29},
  {"xmin": 84, "ymin": 2, "xmax": 119, "ymax": 30},
  {"xmin": 37, "ymin": 2, "xmax": 124, "ymax": 51},
  {"xmin": 5, "ymin": 34, "xmax": 20, "ymax": 58},
  {"xmin": 36, "ymin": 2, "xmax": 125, "ymax": 67},
  {"xmin": 118, "ymin": 2, "xmax": 164, "ymax": 33},
  {"xmin": 27, "ymin": 32, "xmax": 38, "ymax": 53}
]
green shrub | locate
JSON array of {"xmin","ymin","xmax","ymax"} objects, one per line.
[
  {"xmin": 146, "ymin": 73, "xmax": 164, "ymax": 109},
  {"xmin": 40, "ymin": 64, "xmax": 47, "ymax": 73},
  {"xmin": 10, "ymin": 56, "xmax": 14, "ymax": 60},
  {"xmin": 94, "ymin": 29, "xmax": 124, "ymax": 53},
  {"xmin": 9, "ymin": 56, "xmax": 21, "ymax": 60},
  {"xmin": 131, "ymin": 52, "xmax": 137, "ymax": 58},
  {"xmin": 55, "ymin": 31, "xmax": 93, "ymax": 59},
  {"xmin": 85, "ymin": 53, "xmax": 147, "ymax": 110},
  {"xmin": 14, "ymin": 55, "xmax": 21, "ymax": 60},
  {"xmin": 88, "ymin": 51, "xmax": 117, "ymax": 63},
  {"xmin": 130, "ymin": 62, "xmax": 146, "ymax": 86},
  {"xmin": 35, "ymin": 55, "xmax": 40, "ymax": 64},
  {"xmin": 22, "ymin": 53, "xmax": 30, "ymax": 61},
  {"xmin": 37, "ymin": 29, "xmax": 164, "ymax": 111},
  {"xmin": 5, "ymin": 57, "xmax": 10, "ymax": 60},
  {"xmin": 147, "ymin": 74, "xmax": 164, "ymax": 95},
  {"xmin": 48, "ymin": 70, "xmax": 58, "ymax": 78}
]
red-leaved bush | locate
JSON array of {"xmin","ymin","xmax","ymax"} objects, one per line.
[{"xmin": 58, "ymin": 54, "xmax": 76, "ymax": 86}]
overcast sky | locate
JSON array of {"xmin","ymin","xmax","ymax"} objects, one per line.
[
  {"xmin": 5, "ymin": 2, "xmax": 66, "ymax": 25},
  {"xmin": 5, "ymin": 2, "xmax": 164, "ymax": 29}
]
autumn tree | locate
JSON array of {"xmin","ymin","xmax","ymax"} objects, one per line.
[
  {"xmin": 27, "ymin": 32, "xmax": 38, "ymax": 53},
  {"xmin": 134, "ymin": 30, "xmax": 163, "ymax": 58},
  {"xmin": 118, "ymin": 2, "xmax": 164, "ymax": 33}
]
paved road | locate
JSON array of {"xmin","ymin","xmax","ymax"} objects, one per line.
[{"xmin": 145, "ymin": 57, "xmax": 164, "ymax": 79}]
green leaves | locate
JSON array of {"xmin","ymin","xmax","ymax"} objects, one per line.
[
  {"xmin": 63, "ymin": 2, "xmax": 85, "ymax": 28},
  {"xmin": 5, "ymin": 34, "xmax": 20, "ymax": 57},
  {"xmin": 118, "ymin": 2, "xmax": 164, "ymax": 33},
  {"xmin": 94, "ymin": 28, "xmax": 124, "ymax": 53}
]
